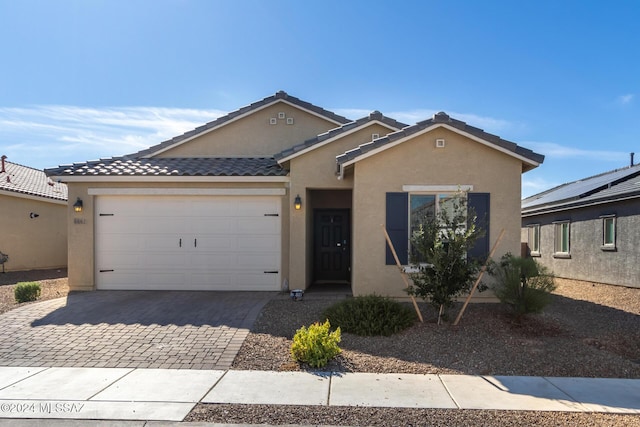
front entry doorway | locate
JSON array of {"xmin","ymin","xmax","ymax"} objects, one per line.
[{"xmin": 313, "ymin": 209, "xmax": 350, "ymax": 284}]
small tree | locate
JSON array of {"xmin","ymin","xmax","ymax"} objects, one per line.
[
  {"xmin": 406, "ymin": 191, "xmax": 485, "ymax": 323},
  {"xmin": 490, "ymin": 253, "xmax": 556, "ymax": 318}
]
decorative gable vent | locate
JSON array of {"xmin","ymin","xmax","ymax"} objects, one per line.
[
  {"xmin": 436, "ymin": 138, "xmax": 446, "ymax": 148},
  {"xmin": 278, "ymin": 112, "xmax": 286, "ymax": 119},
  {"xmin": 286, "ymin": 117, "xmax": 294, "ymax": 125},
  {"xmin": 372, "ymin": 133, "xmax": 380, "ymax": 140},
  {"xmin": 269, "ymin": 118, "xmax": 277, "ymax": 125}
]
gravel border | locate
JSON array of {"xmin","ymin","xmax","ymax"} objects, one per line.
[{"xmin": 190, "ymin": 278, "xmax": 640, "ymax": 425}]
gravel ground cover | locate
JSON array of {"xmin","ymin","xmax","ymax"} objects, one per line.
[
  {"xmin": 0, "ymin": 269, "xmax": 68, "ymax": 315},
  {"xmin": 190, "ymin": 278, "xmax": 640, "ymax": 425},
  {"xmin": 1, "ymin": 271, "xmax": 638, "ymax": 425}
]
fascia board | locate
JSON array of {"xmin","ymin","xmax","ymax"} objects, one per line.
[
  {"xmin": 0, "ymin": 189, "xmax": 67, "ymax": 205},
  {"xmin": 521, "ymin": 192, "xmax": 640, "ymax": 217},
  {"xmin": 146, "ymin": 99, "xmax": 347, "ymax": 158},
  {"xmin": 340, "ymin": 123, "xmax": 541, "ymax": 171},
  {"xmin": 277, "ymin": 120, "xmax": 400, "ymax": 164},
  {"xmin": 48, "ymin": 175, "xmax": 290, "ymax": 183}
]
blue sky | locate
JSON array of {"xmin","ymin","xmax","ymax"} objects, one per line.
[{"xmin": 1, "ymin": 0, "xmax": 638, "ymax": 198}]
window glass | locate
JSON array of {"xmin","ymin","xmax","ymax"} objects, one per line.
[
  {"xmin": 528, "ymin": 224, "xmax": 540, "ymax": 254},
  {"xmin": 554, "ymin": 222, "xmax": 570, "ymax": 254},
  {"xmin": 409, "ymin": 195, "xmax": 435, "ymax": 262},
  {"xmin": 603, "ymin": 217, "xmax": 615, "ymax": 246}
]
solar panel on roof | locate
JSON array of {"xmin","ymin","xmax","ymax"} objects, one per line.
[{"xmin": 522, "ymin": 165, "xmax": 640, "ymax": 209}]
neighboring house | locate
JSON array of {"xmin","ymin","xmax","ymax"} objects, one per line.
[
  {"xmin": 46, "ymin": 91, "xmax": 543, "ymax": 296},
  {"xmin": 521, "ymin": 160, "xmax": 640, "ymax": 288},
  {"xmin": 0, "ymin": 156, "xmax": 68, "ymax": 271}
]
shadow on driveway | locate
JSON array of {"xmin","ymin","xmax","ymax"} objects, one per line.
[
  {"xmin": 31, "ymin": 290, "xmax": 276, "ymax": 328},
  {"xmin": 0, "ymin": 290, "xmax": 277, "ymax": 369}
]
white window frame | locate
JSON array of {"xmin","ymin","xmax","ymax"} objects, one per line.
[
  {"xmin": 553, "ymin": 220, "xmax": 570, "ymax": 258},
  {"xmin": 528, "ymin": 224, "xmax": 541, "ymax": 256},
  {"xmin": 601, "ymin": 215, "xmax": 616, "ymax": 250}
]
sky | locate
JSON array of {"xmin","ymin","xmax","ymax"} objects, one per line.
[{"xmin": 1, "ymin": 1, "xmax": 639, "ymax": 199}]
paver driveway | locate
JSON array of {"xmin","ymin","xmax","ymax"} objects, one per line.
[{"xmin": 0, "ymin": 291, "xmax": 275, "ymax": 369}]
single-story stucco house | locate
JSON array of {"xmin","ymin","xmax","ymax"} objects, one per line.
[
  {"xmin": 522, "ymin": 158, "xmax": 640, "ymax": 289},
  {"xmin": 0, "ymin": 156, "xmax": 68, "ymax": 271},
  {"xmin": 46, "ymin": 91, "xmax": 543, "ymax": 297}
]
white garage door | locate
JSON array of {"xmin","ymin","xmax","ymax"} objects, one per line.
[{"xmin": 95, "ymin": 195, "xmax": 281, "ymax": 291}]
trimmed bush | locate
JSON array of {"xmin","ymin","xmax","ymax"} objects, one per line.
[
  {"xmin": 290, "ymin": 320, "xmax": 341, "ymax": 368},
  {"xmin": 490, "ymin": 253, "xmax": 557, "ymax": 318},
  {"xmin": 14, "ymin": 281, "xmax": 41, "ymax": 303},
  {"xmin": 323, "ymin": 294, "xmax": 416, "ymax": 336}
]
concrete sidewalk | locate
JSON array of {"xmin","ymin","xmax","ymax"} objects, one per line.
[{"xmin": 0, "ymin": 367, "xmax": 638, "ymax": 422}]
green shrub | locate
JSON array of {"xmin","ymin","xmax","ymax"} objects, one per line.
[
  {"xmin": 14, "ymin": 281, "xmax": 41, "ymax": 303},
  {"xmin": 323, "ymin": 295, "xmax": 416, "ymax": 336},
  {"xmin": 290, "ymin": 320, "xmax": 341, "ymax": 368},
  {"xmin": 490, "ymin": 253, "xmax": 557, "ymax": 318}
]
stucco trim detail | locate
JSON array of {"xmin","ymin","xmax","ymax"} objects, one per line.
[
  {"xmin": 88, "ymin": 187, "xmax": 287, "ymax": 196},
  {"xmin": 402, "ymin": 185, "xmax": 473, "ymax": 193}
]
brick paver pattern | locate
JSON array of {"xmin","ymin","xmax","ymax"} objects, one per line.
[{"xmin": 0, "ymin": 291, "xmax": 274, "ymax": 369}]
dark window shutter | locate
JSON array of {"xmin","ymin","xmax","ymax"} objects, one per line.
[
  {"xmin": 385, "ymin": 192, "xmax": 408, "ymax": 265},
  {"xmin": 468, "ymin": 192, "xmax": 490, "ymax": 263}
]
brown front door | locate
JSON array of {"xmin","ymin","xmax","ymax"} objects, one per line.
[{"xmin": 313, "ymin": 209, "xmax": 350, "ymax": 283}]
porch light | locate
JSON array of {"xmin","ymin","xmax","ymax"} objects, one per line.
[
  {"xmin": 73, "ymin": 197, "xmax": 83, "ymax": 213},
  {"xmin": 294, "ymin": 195, "xmax": 302, "ymax": 210}
]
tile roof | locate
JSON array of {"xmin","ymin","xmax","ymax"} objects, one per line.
[
  {"xmin": 274, "ymin": 111, "xmax": 408, "ymax": 161},
  {"xmin": 522, "ymin": 164, "xmax": 640, "ymax": 215},
  {"xmin": 336, "ymin": 112, "xmax": 545, "ymax": 169},
  {"xmin": 134, "ymin": 91, "xmax": 351, "ymax": 158},
  {"xmin": 0, "ymin": 159, "xmax": 67, "ymax": 201},
  {"xmin": 45, "ymin": 157, "xmax": 288, "ymax": 177}
]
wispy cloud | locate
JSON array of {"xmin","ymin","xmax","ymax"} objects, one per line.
[
  {"xmin": 524, "ymin": 141, "xmax": 629, "ymax": 162},
  {"xmin": 617, "ymin": 93, "xmax": 634, "ymax": 106},
  {"xmin": 522, "ymin": 176, "xmax": 560, "ymax": 199},
  {"xmin": 0, "ymin": 103, "xmax": 520, "ymax": 171},
  {"xmin": 0, "ymin": 105, "xmax": 224, "ymax": 169}
]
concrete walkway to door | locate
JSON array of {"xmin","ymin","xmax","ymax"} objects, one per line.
[{"xmin": 0, "ymin": 291, "xmax": 276, "ymax": 369}]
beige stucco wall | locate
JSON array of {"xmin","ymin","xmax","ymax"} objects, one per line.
[
  {"xmin": 65, "ymin": 181, "xmax": 289, "ymax": 291},
  {"xmin": 157, "ymin": 102, "xmax": 341, "ymax": 158},
  {"xmin": 350, "ymin": 127, "xmax": 523, "ymax": 299},
  {"xmin": 0, "ymin": 193, "xmax": 67, "ymax": 271},
  {"xmin": 286, "ymin": 123, "xmax": 397, "ymax": 289}
]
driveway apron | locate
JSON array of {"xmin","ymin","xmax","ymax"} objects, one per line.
[{"xmin": 0, "ymin": 291, "xmax": 275, "ymax": 369}]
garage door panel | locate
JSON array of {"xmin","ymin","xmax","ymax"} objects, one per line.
[
  {"xmin": 96, "ymin": 195, "xmax": 282, "ymax": 291},
  {"xmin": 238, "ymin": 235, "xmax": 280, "ymax": 251},
  {"xmin": 237, "ymin": 218, "xmax": 280, "ymax": 234},
  {"xmin": 189, "ymin": 217, "xmax": 237, "ymax": 233}
]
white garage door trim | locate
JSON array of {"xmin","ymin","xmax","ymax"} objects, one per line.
[{"xmin": 95, "ymin": 194, "xmax": 281, "ymax": 291}]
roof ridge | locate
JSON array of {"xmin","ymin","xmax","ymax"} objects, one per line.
[
  {"xmin": 1, "ymin": 159, "xmax": 46, "ymax": 173},
  {"xmin": 131, "ymin": 91, "xmax": 351, "ymax": 159},
  {"xmin": 337, "ymin": 111, "xmax": 544, "ymax": 168},
  {"xmin": 274, "ymin": 111, "xmax": 407, "ymax": 162}
]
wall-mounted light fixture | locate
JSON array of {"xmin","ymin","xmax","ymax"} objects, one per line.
[
  {"xmin": 294, "ymin": 194, "xmax": 302, "ymax": 210},
  {"xmin": 73, "ymin": 197, "xmax": 83, "ymax": 213},
  {"xmin": 29, "ymin": 212, "xmax": 39, "ymax": 219}
]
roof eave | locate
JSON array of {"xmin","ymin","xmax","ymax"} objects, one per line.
[
  {"xmin": 276, "ymin": 119, "xmax": 403, "ymax": 164},
  {"xmin": 337, "ymin": 122, "xmax": 542, "ymax": 173},
  {"xmin": 143, "ymin": 98, "xmax": 349, "ymax": 159},
  {"xmin": 47, "ymin": 175, "xmax": 290, "ymax": 183}
]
